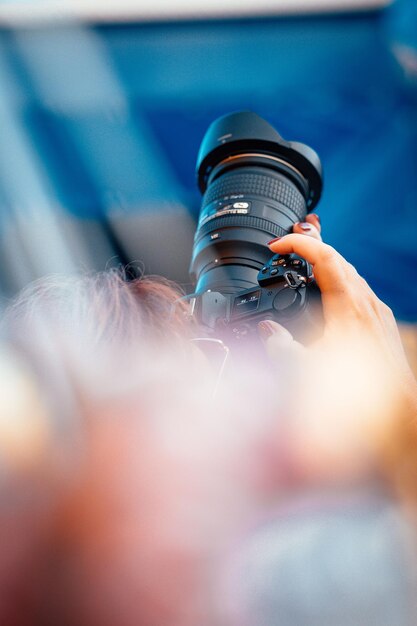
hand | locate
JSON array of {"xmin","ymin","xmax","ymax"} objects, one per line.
[{"xmin": 260, "ymin": 215, "xmax": 417, "ymax": 487}]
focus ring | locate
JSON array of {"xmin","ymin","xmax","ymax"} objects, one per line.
[
  {"xmin": 195, "ymin": 214, "xmax": 287, "ymax": 242},
  {"xmin": 202, "ymin": 171, "xmax": 305, "ymax": 219}
]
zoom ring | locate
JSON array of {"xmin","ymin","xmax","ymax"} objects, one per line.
[
  {"xmin": 196, "ymin": 214, "xmax": 288, "ymax": 243},
  {"xmin": 202, "ymin": 171, "xmax": 306, "ymax": 219}
]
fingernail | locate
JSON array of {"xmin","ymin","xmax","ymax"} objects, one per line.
[
  {"xmin": 299, "ymin": 222, "xmax": 312, "ymax": 231},
  {"xmin": 258, "ymin": 320, "xmax": 276, "ymax": 340},
  {"xmin": 311, "ymin": 213, "xmax": 320, "ymax": 223},
  {"xmin": 267, "ymin": 237, "xmax": 282, "ymax": 245}
]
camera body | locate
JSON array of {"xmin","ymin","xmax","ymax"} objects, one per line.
[
  {"xmin": 180, "ymin": 252, "xmax": 319, "ymax": 341},
  {"xmin": 178, "ymin": 111, "xmax": 323, "ymax": 342}
]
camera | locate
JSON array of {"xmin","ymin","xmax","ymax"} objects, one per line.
[{"xmin": 180, "ymin": 111, "xmax": 323, "ymax": 342}]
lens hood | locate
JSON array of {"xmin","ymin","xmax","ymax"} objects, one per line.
[{"xmin": 196, "ymin": 111, "xmax": 322, "ymax": 210}]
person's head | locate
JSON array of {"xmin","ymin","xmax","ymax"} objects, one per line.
[{"xmin": 0, "ymin": 269, "xmax": 277, "ymax": 626}]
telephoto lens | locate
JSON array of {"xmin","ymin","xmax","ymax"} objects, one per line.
[{"xmin": 190, "ymin": 111, "xmax": 322, "ymax": 296}]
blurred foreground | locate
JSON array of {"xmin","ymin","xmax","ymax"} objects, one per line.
[{"xmin": 0, "ymin": 268, "xmax": 416, "ymax": 625}]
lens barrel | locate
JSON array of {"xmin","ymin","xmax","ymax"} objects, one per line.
[{"xmin": 191, "ymin": 112, "xmax": 323, "ymax": 295}]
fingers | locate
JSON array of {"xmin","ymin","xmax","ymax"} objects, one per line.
[
  {"xmin": 267, "ymin": 220, "xmax": 396, "ymax": 344},
  {"xmin": 306, "ymin": 213, "xmax": 321, "ymax": 232},
  {"xmin": 268, "ymin": 233, "xmax": 354, "ymax": 296},
  {"xmin": 292, "ymin": 214, "xmax": 322, "ymax": 241},
  {"xmin": 258, "ymin": 320, "xmax": 293, "ymax": 345},
  {"xmin": 258, "ymin": 320, "xmax": 305, "ymax": 361},
  {"xmin": 267, "ymin": 233, "xmax": 373, "ymax": 329}
]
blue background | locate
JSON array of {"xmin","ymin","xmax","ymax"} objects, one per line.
[{"xmin": 0, "ymin": 2, "xmax": 416, "ymax": 320}]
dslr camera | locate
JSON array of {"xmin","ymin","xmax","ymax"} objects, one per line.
[{"xmin": 179, "ymin": 111, "xmax": 323, "ymax": 343}]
